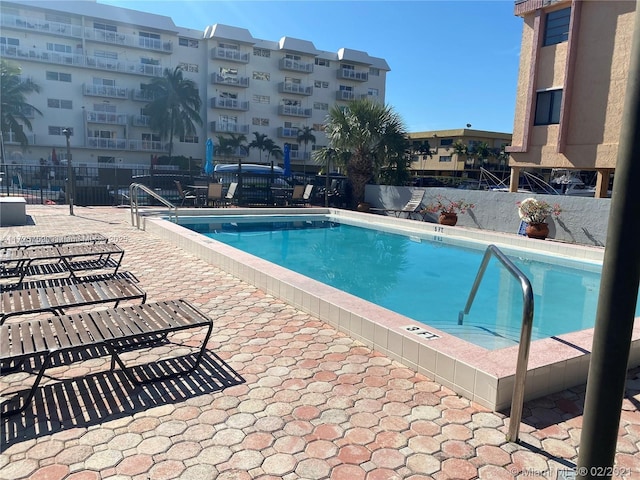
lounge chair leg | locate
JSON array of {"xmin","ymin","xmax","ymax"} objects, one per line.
[{"xmin": 1, "ymin": 352, "xmax": 53, "ymax": 416}]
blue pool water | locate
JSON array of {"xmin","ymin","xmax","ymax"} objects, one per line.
[{"xmin": 180, "ymin": 215, "xmax": 637, "ymax": 350}]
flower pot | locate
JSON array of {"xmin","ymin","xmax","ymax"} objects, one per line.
[
  {"xmin": 357, "ymin": 202, "xmax": 371, "ymax": 212},
  {"xmin": 525, "ymin": 222, "xmax": 549, "ymax": 240},
  {"xmin": 438, "ymin": 212, "xmax": 458, "ymax": 226}
]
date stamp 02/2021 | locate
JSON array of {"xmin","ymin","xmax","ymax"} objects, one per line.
[{"xmin": 513, "ymin": 465, "xmax": 633, "ymax": 479}]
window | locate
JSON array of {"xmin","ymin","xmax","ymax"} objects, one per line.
[
  {"xmin": 178, "ymin": 37, "xmax": 199, "ymax": 48},
  {"xmin": 285, "ymin": 53, "xmax": 301, "ymax": 61},
  {"xmin": 544, "ymin": 7, "xmax": 571, "ymax": 46},
  {"xmin": 253, "ymin": 71, "xmax": 270, "ymax": 81},
  {"xmin": 534, "ymin": 89, "xmax": 563, "ymax": 125},
  {"xmin": 0, "ymin": 37, "xmax": 19, "ymax": 46},
  {"xmin": 46, "ymin": 42, "xmax": 72, "ymax": 53},
  {"xmin": 179, "ymin": 62, "xmax": 199, "ymax": 73},
  {"xmin": 440, "ymin": 138, "xmax": 453, "ymax": 147},
  {"xmin": 341, "ymin": 64, "xmax": 355, "ymax": 71},
  {"xmin": 139, "ymin": 31, "xmax": 160, "ymax": 40},
  {"xmin": 94, "ymin": 103, "xmax": 117, "ymax": 113},
  {"xmin": 95, "ymin": 50, "xmax": 118, "ymax": 59},
  {"xmin": 140, "ymin": 57, "xmax": 160, "ymax": 65},
  {"xmin": 315, "ymin": 58, "xmax": 330, "ymax": 67},
  {"xmin": 312, "ymin": 124, "xmax": 325, "ymax": 132},
  {"xmin": 367, "ymin": 88, "xmax": 379, "ymax": 97},
  {"xmin": 282, "ymin": 98, "xmax": 301, "ymax": 107},
  {"xmin": 93, "ymin": 77, "xmax": 115, "ymax": 86},
  {"xmin": 46, "ymin": 71, "xmax": 72, "ymax": 82},
  {"xmin": 439, "ymin": 156, "xmax": 452, "ymax": 163},
  {"xmin": 47, "ymin": 99, "xmax": 73, "ymax": 109},
  {"xmin": 314, "ymin": 80, "xmax": 329, "ymax": 89},
  {"xmin": 252, "ymin": 117, "xmax": 269, "ymax": 126},
  {"xmin": 313, "ymin": 102, "xmax": 329, "ymax": 111},
  {"xmin": 49, "ymin": 126, "xmax": 72, "ymax": 136},
  {"xmin": 219, "ymin": 42, "xmax": 238, "ymax": 51},
  {"xmin": 97, "ymin": 156, "xmax": 116, "ymax": 164},
  {"xmin": 253, "ymin": 47, "xmax": 270, "ymax": 58},
  {"xmin": 47, "ymin": 13, "xmax": 72, "ymax": 24},
  {"xmin": 180, "ymin": 135, "xmax": 199, "ymax": 143},
  {"xmin": 252, "ymin": 94, "xmax": 270, "ymax": 104},
  {"xmin": 93, "ymin": 22, "xmax": 117, "ymax": 32},
  {"xmin": 284, "ymin": 77, "xmax": 301, "ymax": 84},
  {"xmin": 369, "ymin": 67, "xmax": 380, "ymax": 76},
  {"xmin": 220, "ymin": 91, "xmax": 238, "ymax": 100}
]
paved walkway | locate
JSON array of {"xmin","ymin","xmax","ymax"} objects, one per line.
[{"xmin": 1, "ymin": 206, "xmax": 638, "ymax": 480}]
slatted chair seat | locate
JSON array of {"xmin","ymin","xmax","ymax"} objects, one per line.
[
  {"xmin": 1, "ymin": 277, "xmax": 147, "ymax": 324},
  {"xmin": 0, "ymin": 299, "xmax": 213, "ymax": 416}
]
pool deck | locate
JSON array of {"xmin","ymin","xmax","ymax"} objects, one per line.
[{"xmin": 1, "ymin": 205, "xmax": 639, "ymax": 480}]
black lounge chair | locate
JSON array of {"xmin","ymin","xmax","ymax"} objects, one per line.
[{"xmin": 0, "ymin": 299, "xmax": 213, "ymax": 416}]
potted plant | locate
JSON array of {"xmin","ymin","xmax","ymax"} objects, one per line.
[
  {"xmin": 421, "ymin": 195, "xmax": 475, "ymax": 226},
  {"xmin": 517, "ymin": 198, "xmax": 562, "ymax": 239}
]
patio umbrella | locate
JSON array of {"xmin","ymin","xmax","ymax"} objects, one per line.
[
  {"xmin": 204, "ymin": 138, "xmax": 214, "ymax": 176},
  {"xmin": 51, "ymin": 148, "xmax": 59, "ymax": 165},
  {"xmin": 283, "ymin": 143, "xmax": 291, "ymax": 177}
]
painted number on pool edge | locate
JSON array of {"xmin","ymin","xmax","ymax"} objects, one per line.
[
  {"xmin": 434, "ymin": 226, "xmax": 444, "ymax": 233},
  {"xmin": 402, "ymin": 325, "xmax": 440, "ymax": 340}
]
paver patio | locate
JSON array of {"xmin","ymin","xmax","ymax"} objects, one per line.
[{"xmin": 1, "ymin": 205, "xmax": 638, "ymax": 480}]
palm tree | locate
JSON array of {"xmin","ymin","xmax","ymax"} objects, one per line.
[
  {"xmin": 296, "ymin": 126, "xmax": 316, "ymax": 175},
  {"xmin": 1, "ymin": 60, "xmax": 41, "ymax": 146},
  {"xmin": 215, "ymin": 133, "xmax": 248, "ymax": 162},
  {"xmin": 266, "ymin": 141, "xmax": 283, "ymax": 163},
  {"xmin": 248, "ymin": 132, "xmax": 271, "ymax": 163},
  {"xmin": 143, "ymin": 66, "xmax": 202, "ymax": 163},
  {"xmin": 324, "ymin": 99, "xmax": 406, "ymax": 208}
]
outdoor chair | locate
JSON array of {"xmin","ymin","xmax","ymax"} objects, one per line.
[
  {"xmin": 0, "ymin": 299, "xmax": 213, "ymax": 416},
  {"xmin": 289, "ymin": 185, "xmax": 305, "ymax": 205},
  {"xmin": 372, "ymin": 190, "xmax": 425, "ymax": 219},
  {"xmin": 174, "ymin": 180, "xmax": 198, "ymax": 207},
  {"xmin": 224, "ymin": 182, "xmax": 238, "ymax": 207},
  {"xmin": 206, "ymin": 183, "xmax": 224, "ymax": 207}
]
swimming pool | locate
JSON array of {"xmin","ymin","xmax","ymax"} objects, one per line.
[{"xmin": 178, "ymin": 213, "xmax": 624, "ymax": 350}]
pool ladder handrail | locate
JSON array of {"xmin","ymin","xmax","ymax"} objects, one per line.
[
  {"xmin": 458, "ymin": 244, "xmax": 534, "ymax": 443},
  {"xmin": 129, "ymin": 183, "xmax": 178, "ymax": 229}
]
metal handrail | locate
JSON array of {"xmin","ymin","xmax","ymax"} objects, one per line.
[
  {"xmin": 458, "ymin": 244, "xmax": 534, "ymax": 443},
  {"xmin": 129, "ymin": 182, "xmax": 178, "ymax": 229}
]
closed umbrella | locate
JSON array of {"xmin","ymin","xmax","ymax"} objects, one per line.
[
  {"xmin": 204, "ymin": 138, "xmax": 214, "ymax": 176},
  {"xmin": 51, "ymin": 148, "xmax": 58, "ymax": 165},
  {"xmin": 283, "ymin": 143, "xmax": 291, "ymax": 177}
]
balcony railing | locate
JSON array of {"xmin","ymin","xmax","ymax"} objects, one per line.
[
  {"xmin": 0, "ymin": 45, "xmax": 163, "ymax": 77},
  {"xmin": 210, "ymin": 98, "xmax": 250, "ymax": 111},
  {"xmin": 83, "ymin": 28, "xmax": 172, "ymax": 53},
  {"xmin": 87, "ymin": 137, "xmax": 127, "ymax": 150},
  {"xmin": 210, "ymin": 73, "xmax": 250, "ymax": 87},
  {"xmin": 210, "ymin": 122, "xmax": 250, "ymax": 134},
  {"xmin": 132, "ymin": 115, "xmax": 152, "ymax": 127},
  {"xmin": 278, "ymin": 105, "xmax": 312, "ymax": 117},
  {"xmin": 210, "ymin": 47, "xmax": 250, "ymax": 63},
  {"xmin": 128, "ymin": 139, "xmax": 168, "ymax": 152},
  {"xmin": 132, "ymin": 89, "xmax": 157, "ymax": 102},
  {"xmin": 86, "ymin": 111, "xmax": 128, "ymax": 125},
  {"xmin": 279, "ymin": 58, "xmax": 313, "ymax": 73},
  {"xmin": 278, "ymin": 82, "xmax": 313, "ymax": 96},
  {"xmin": 1, "ymin": 13, "xmax": 82, "ymax": 39},
  {"xmin": 336, "ymin": 90, "xmax": 356, "ymax": 101},
  {"xmin": 337, "ymin": 69, "xmax": 369, "ymax": 82},
  {"xmin": 83, "ymin": 84, "xmax": 129, "ymax": 99},
  {"xmin": 277, "ymin": 127, "xmax": 299, "ymax": 139}
]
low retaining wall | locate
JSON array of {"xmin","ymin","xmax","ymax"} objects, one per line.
[
  {"xmin": 0, "ymin": 197, "xmax": 27, "ymax": 226},
  {"xmin": 365, "ymin": 186, "xmax": 611, "ymax": 247}
]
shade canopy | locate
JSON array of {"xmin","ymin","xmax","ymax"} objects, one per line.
[
  {"xmin": 204, "ymin": 138, "xmax": 214, "ymax": 176},
  {"xmin": 283, "ymin": 143, "xmax": 291, "ymax": 177}
]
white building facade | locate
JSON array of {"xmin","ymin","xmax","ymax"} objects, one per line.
[{"xmin": 1, "ymin": 0, "xmax": 389, "ymax": 171}]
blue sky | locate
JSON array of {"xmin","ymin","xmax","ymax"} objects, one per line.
[{"xmin": 99, "ymin": 0, "xmax": 524, "ymax": 133}]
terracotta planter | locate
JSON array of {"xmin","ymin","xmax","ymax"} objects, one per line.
[
  {"xmin": 438, "ymin": 212, "xmax": 458, "ymax": 226},
  {"xmin": 525, "ymin": 222, "xmax": 549, "ymax": 240}
]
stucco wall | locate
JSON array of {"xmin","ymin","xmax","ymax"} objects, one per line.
[{"xmin": 365, "ymin": 185, "xmax": 611, "ymax": 247}]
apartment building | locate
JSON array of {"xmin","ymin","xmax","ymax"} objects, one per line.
[
  {"xmin": 408, "ymin": 129, "xmax": 512, "ymax": 179},
  {"xmin": 0, "ymin": 0, "xmax": 389, "ymax": 171},
  {"xmin": 507, "ymin": 0, "xmax": 636, "ymax": 197}
]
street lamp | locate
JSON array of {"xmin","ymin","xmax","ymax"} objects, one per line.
[{"xmin": 62, "ymin": 128, "xmax": 74, "ymax": 216}]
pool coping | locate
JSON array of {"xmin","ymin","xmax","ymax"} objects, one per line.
[{"xmin": 141, "ymin": 207, "xmax": 640, "ymax": 411}]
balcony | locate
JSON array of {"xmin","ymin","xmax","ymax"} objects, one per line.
[
  {"xmin": 514, "ymin": 0, "xmax": 547, "ymax": 16},
  {"xmin": 210, "ymin": 98, "xmax": 250, "ymax": 111},
  {"xmin": 279, "ymin": 58, "xmax": 313, "ymax": 73},
  {"xmin": 336, "ymin": 90, "xmax": 356, "ymax": 101},
  {"xmin": 0, "ymin": 45, "xmax": 163, "ymax": 77},
  {"xmin": 128, "ymin": 139, "xmax": 168, "ymax": 152},
  {"xmin": 210, "ymin": 73, "xmax": 249, "ymax": 87},
  {"xmin": 132, "ymin": 115, "xmax": 152, "ymax": 127},
  {"xmin": 337, "ymin": 68, "xmax": 368, "ymax": 82},
  {"xmin": 3, "ymin": 131, "xmax": 35, "ymax": 144},
  {"xmin": 86, "ymin": 111, "xmax": 128, "ymax": 125},
  {"xmin": 87, "ymin": 137, "xmax": 127, "ymax": 150},
  {"xmin": 132, "ymin": 89, "xmax": 157, "ymax": 102},
  {"xmin": 278, "ymin": 82, "xmax": 313, "ymax": 96},
  {"xmin": 1, "ymin": 13, "xmax": 82, "ymax": 39},
  {"xmin": 277, "ymin": 127, "xmax": 299, "ymax": 139},
  {"xmin": 210, "ymin": 122, "xmax": 250, "ymax": 134},
  {"xmin": 210, "ymin": 47, "xmax": 249, "ymax": 63},
  {"xmin": 84, "ymin": 28, "xmax": 172, "ymax": 53},
  {"xmin": 278, "ymin": 105, "xmax": 312, "ymax": 117},
  {"xmin": 83, "ymin": 84, "xmax": 129, "ymax": 99}
]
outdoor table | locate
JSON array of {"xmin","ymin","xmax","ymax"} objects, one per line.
[{"xmin": 187, "ymin": 185, "xmax": 209, "ymax": 206}]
